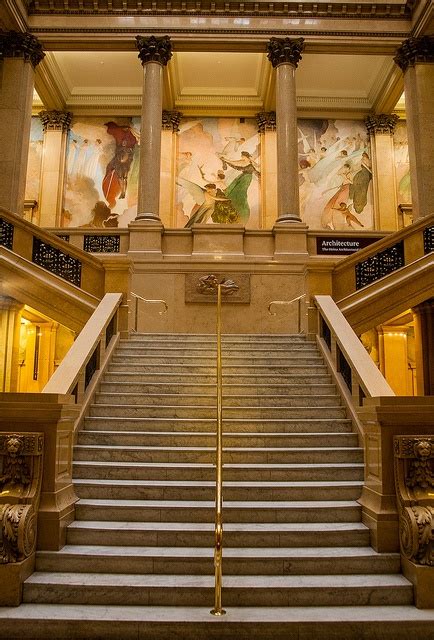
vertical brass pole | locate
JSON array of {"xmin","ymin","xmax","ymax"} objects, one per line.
[{"xmin": 211, "ymin": 284, "xmax": 225, "ymax": 616}]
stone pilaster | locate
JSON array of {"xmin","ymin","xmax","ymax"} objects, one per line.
[
  {"xmin": 38, "ymin": 111, "xmax": 73, "ymax": 228},
  {"xmin": 256, "ymin": 112, "xmax": 277, "ymax": 229},
  {"xmin": 134, "ymin": 35, "xmax": 173, "ymax": 223},
  {"xmin": 394, "ymin": 36, "xmax": 434, "ymax": 220},
  {"xmin": 267, "ymin": 37, "xmax": 304, "ymax": 223},
  {"xmin": 0, "ymin": 31, "xmax": 45, "ymax": 215},
  {"xmin": 160, "ymin": 111, "xmax": 182, "ymax": 227},
  {"xmin": 412, "ymin": 299, "xmax": 434, "ymax": 396},
  {"xmin": 0, "ymin": 296, "xmax": 24, "ymax": 393},
  {"xmin": 365, "ymin": 114, "xmax": 400, "ymax": 231}
]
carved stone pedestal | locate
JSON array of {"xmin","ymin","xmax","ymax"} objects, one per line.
[{"xmin": 0, "ymin": 556, "xmax": 34, "ymax": 606}]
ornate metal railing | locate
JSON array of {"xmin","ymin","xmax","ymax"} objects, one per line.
[
  {"xmin": 355, "ymin": 241, "xmax": 404, "ymax": 290},
  {"xmin": 424, "ymin": 226, "xmax": 434, "ymax": 254},
  {"xmin": 83, "ymin": 235, "xmax": 120, "ymax": 253},
  {"xmin": 32, "ymin": 237, "xmax": 82, "ymax": 287},
  {"xmin": 0, "ymin": 217, "xmax": 14, "ymax": 250},
  {"xmin": 268, "ymin": 294, "xmax": 306, "ymax": 333}
]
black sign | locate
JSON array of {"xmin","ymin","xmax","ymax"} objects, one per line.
[{"xmin": 316, "ymin": 236, "xmax": 382, "ymax": 255}]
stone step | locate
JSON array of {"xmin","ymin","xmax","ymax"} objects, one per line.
[
  {"xmin": 77, "ymin": 431, "xmax": 358, "ymax": 448},
  {"xmin": 4, "ymin": 604, "xmax": 434, "ymax": 640},
  {"xmin": 104, "ymin": 371, "xmax": 333, "ymax": 385},
  {"xmin": 74, "ymin": 498, "xmax": 363, "ymax": 523},
  {"xmin": 73, "ymin": 478, "xmax": 363, "ymax": 502},
  {"xmin": 72, "ymin": 461, "xmax": 364, "ymax": 482},
  {"xmin": 127, "ymin": 333, "xmax": 308, "ymax": 343},
  {"xmin": 93, "ymin": 392, "xmax": 342, "ymax": 408},
  {"xmin": 23, "ymin": 572, "xmax": 412, "ymax": 608},
  {"xmin": 117, "ymin": 343, "xmax": 317, "ymax": 353},
  {"xmin": 98, "ymin": 381, "xmax": 338, "ymax": 396},
  {"xmin": 88, "ymin": 404, "xmax": 347, "ymax": 419},
  {"xmin": 73, "ymin": 445, "xmax": 363, "ymax": 464},
  {"xmin": 108, "ymin": 363, "xmax": 328, "ymax": 375},
  {"xmin": 33, "ymin": 545, "xmax": 401, "ymax": 577},
  {"xmin": 112, "ymin": 354, "xmax": 323, "ymax": 365},
  {"xmin": 66, "ymin": 520, "xmax": 370, "ymax": 548},
  {"xmin": 83, "ymin": 416, "xmax": 354, "ymax": 433}
]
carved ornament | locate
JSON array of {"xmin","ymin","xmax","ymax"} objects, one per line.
[
  {"xmin": 0, "ymin": 433, "xmax": 44, "ymax": 564},
  {"xmin": 365, "ymin": 114, "xmax": 399, "ymax": 135},
  {"xmin": 256, "ymin": 112, "xmax": 276, "ymax": 133},
  {"xmin": 267, "ymin": 37, "xmax": 304, "ymax": 69},
  {"xmin": 394, "ymin": 36, "xmax": 434, "ymax": 72},
  {"xmin": 136, "ymin": 35, "xmax": 173, "ymax": 67},
  {"xmin": 394, "ymin": 435, "xmax": 434, "ymax": 566},
  {"xmin": 196, "ymin": 274, "xmax": 239, "ymax": 297},
  {"xmin": 0, "ymin": 31, "xmax": 45, "ymax": 68},
  {"xmin": 162, "ymin": 110, "xmax": 182, "ymax": 132},
  {"xmin": 39, "ymin": 110, "xmax": 73, "ymax": 132}
]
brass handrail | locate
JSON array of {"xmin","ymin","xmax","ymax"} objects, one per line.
[
  {"xmin": 210, "ymin": 283, "xmax": 225, "ymax": 616},
  {"xmin": 129, "ymin": 292, "xmax": 168, "ymax": 332},
  {"xmin": 268, "ymin": 294, "xmax": 307, "ymax": 333}
]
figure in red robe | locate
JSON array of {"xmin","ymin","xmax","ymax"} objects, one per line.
[{"xmin": 102, "ymin": 122, "xmax": 138, "ymax": 208}]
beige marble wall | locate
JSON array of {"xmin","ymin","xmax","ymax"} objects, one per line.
[
  {"xmin": 370, "ymin": 132, "xmax": 398, "ymax": 231},
  {"xmin": 38, "ymin": 128, "xmax": 68, "ymax": 227}
]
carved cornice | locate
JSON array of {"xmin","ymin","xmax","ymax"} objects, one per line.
[
  {"xmin": 136, "ymin": 35, "xmax": 173, "ymax": 67},
  {"xmin": 26, "ymin": 0, "xmax": 412, "ymax": 20},
  {"xmin": 162, "ymin": 110, "xmax": 182, "ymax": 131},
  {"xmin": 256, "ymin": 112, "xmax": 276, "ymax": 133},
  {"xmin": 394, "ymin": 35, "xmax": 434, "ymax": 72},
  {"xmin": 39, "ymin": 109, "xmax": 73, "ymax": 132},
  {"xmin": 365, "ymin": 113, "xmax": 399, "ymax": 135},
  {"xmin": 0, "ymin": 31, "xmax": 45, "ymax": 68},
  {"xmin": 267, "ymin": 37, "xmax": 304, "ymax": 69}
]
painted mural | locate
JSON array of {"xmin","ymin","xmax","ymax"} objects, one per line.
[
  {"xmin": 175, "ymin": 117, "xmax": 260, "ymax": 229},
  {"xmin": 393, "ymin": 121, "xmax": 411, "ymax": 204},
  {"xmin": 25, "ymin": 117, "xmax": 44, "ymax": 202},
  {"xmin": 63, "ymin": 117, "xmax": 140, "ymax": 228},
  {"xmin": 298, "ymin": 119, "xmax": 373, "ymax": 231}
]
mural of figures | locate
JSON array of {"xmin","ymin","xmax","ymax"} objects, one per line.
[
  {"xmin": 176, "ymin": 118, "xmax": 260, "ymax": 228},
  {"xmin": 63, "ymin": 117, "xmax": 140, "ymax": 227},
  {"xmin": 393, "ymin": 121, "xmax": 411, "ymax": 204},
  {"xmin": 298, "ymin": 119, "xmax": 374, "ymax": 231},
  {"xmin": 25, "ymin": 117, "xmax": 44, "ymax": 201}
]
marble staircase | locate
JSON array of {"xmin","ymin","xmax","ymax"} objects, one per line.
[{"xmin": 3, "ymin": 334, "xmax": 434, "ymax": 638}]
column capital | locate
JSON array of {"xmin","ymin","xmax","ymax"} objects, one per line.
[
  {"xmin": 162, "ymin": 110, "xmax": 182, "ymax": 132},
  {"xmin": 365, "ymin": 113, "xmax": 399, "ymax": 136},
  {"xmin": 267, "ymin": 37, "xmax": 304, "ymax": 69},
  {"xmin": 0, "ymin": 30, "xmax": 45, "ymax": 68},
  {"xmin": 39, "ymin": 110, "xmax": 73, "ymax": 132},
  {"xmin": 394, "ymin": 35, "xmax": 434, "ymax": 72},
  {"xmin": 135, "ymin": 35, "xmax": 173, "ymax": 67},
  {"xmin": 256, "ymin": 112, "xmax": 276, "ymax": 133}
]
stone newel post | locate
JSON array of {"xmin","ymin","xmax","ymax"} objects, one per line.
[
  {"xmin": 267, "ymin": 37, "xmax": 304, "ymax": 223},
  {"xmin": 135, "ymin": 35, "xmax": 173, "ymax": 223}
]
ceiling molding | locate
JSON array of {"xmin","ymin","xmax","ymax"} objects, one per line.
[
  {"xmin": 35, "ymin": 52, "xmax": 69, "ymax": 110},
  {"xmin": 0, "ymin": 0, "xmax": 28, "ymax": 31}
]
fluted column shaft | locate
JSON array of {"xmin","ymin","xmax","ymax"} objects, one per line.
[
  {"xmin": 0, "ymin": 31, "xmax": 44, "ymax": 215},
  {"xmin": 267, "ymin": 37, "xmax": 304, "ymax": 223},
  {"xmin": 395, "ymin": 36, "xmax": 434, "ymax": 220},
  {"xmin": 135, "ymin": 35, "xmax": 173, "ymax": 222}
]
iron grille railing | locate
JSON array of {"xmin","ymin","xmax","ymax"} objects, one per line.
[
  {"xmin": 32, "ymin": 237, "xmax": 82, "ymax": 287},
  {"xmin": 321, "ymin": 317, "xmax": 332, "ymax": 351},
  {"xmin": 338, "ymin": 348, "xmax": 352, "ymax": 392},
  {"xmin": 84, "ymin": 345, "xmax": 99, "ymax": 390},
  {"xmin": 83, "ymin": 235, "xmax": 120, "ymax": 253},
  {"xmin": 424, "ymin": 226, "xmax": 434, "ymax": 254},
  {"xmin": 0, "ymin": 217, "xmax": 14, "ymax": 250},
  {"xmin": 355, "ymin": 241, "xmax": 404, "ymax": 290}
]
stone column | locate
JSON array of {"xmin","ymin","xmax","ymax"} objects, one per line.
[
  {"xmin": 365, "ymin": 114, "xmax": 400, "ymax": 231},
  {"xmin": 38, "ymin": 110, "xmax": 72, "ymax": 228},
  {"xmin": 412, "ymin": 299, "xmax": 434, "ymax": 396},
  {"xmin": 256, "ymin": 112, "xmax": 277, "ymax": 229},
  {"xmin": 135, "ymin": 35, "xmax": 173, "ymax": 223},
  {"xmin": 0, "ymin": 31, "xmax": 45, "ymax": 216},
  {"xmin": 394, "ymin": 36, "xmax": 434, "ymax": 220},
  {"xmin": 267, "ymin": 37, "xmax": 304, "ymax": 223},
  {"xmin": 0, "ymin": 296, "xmax": 24, "ymax": 392},
  {"xmin": 160, "ymin": 110, "xmax": 182, "ymax": 227}
]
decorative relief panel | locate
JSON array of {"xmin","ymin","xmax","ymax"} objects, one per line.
[
  {"xmin": 0, "ymin": 433, "xmax": 44, "ymax": 564},
  {"xmin": 394, "ymin": 436, "xmax": 434, "ymax": 566},
  {"xmin": 185, "ymin": 273, "xmax": 250, "ymax": 304}
]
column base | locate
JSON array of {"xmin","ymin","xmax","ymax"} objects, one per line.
[
  {"xmin": 276, "ymin": 213, "xmax": 302, "ymax": 223},
  {"xmin": 134, "ymin": 212, "xmax": 163, "ymax": 224}
]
